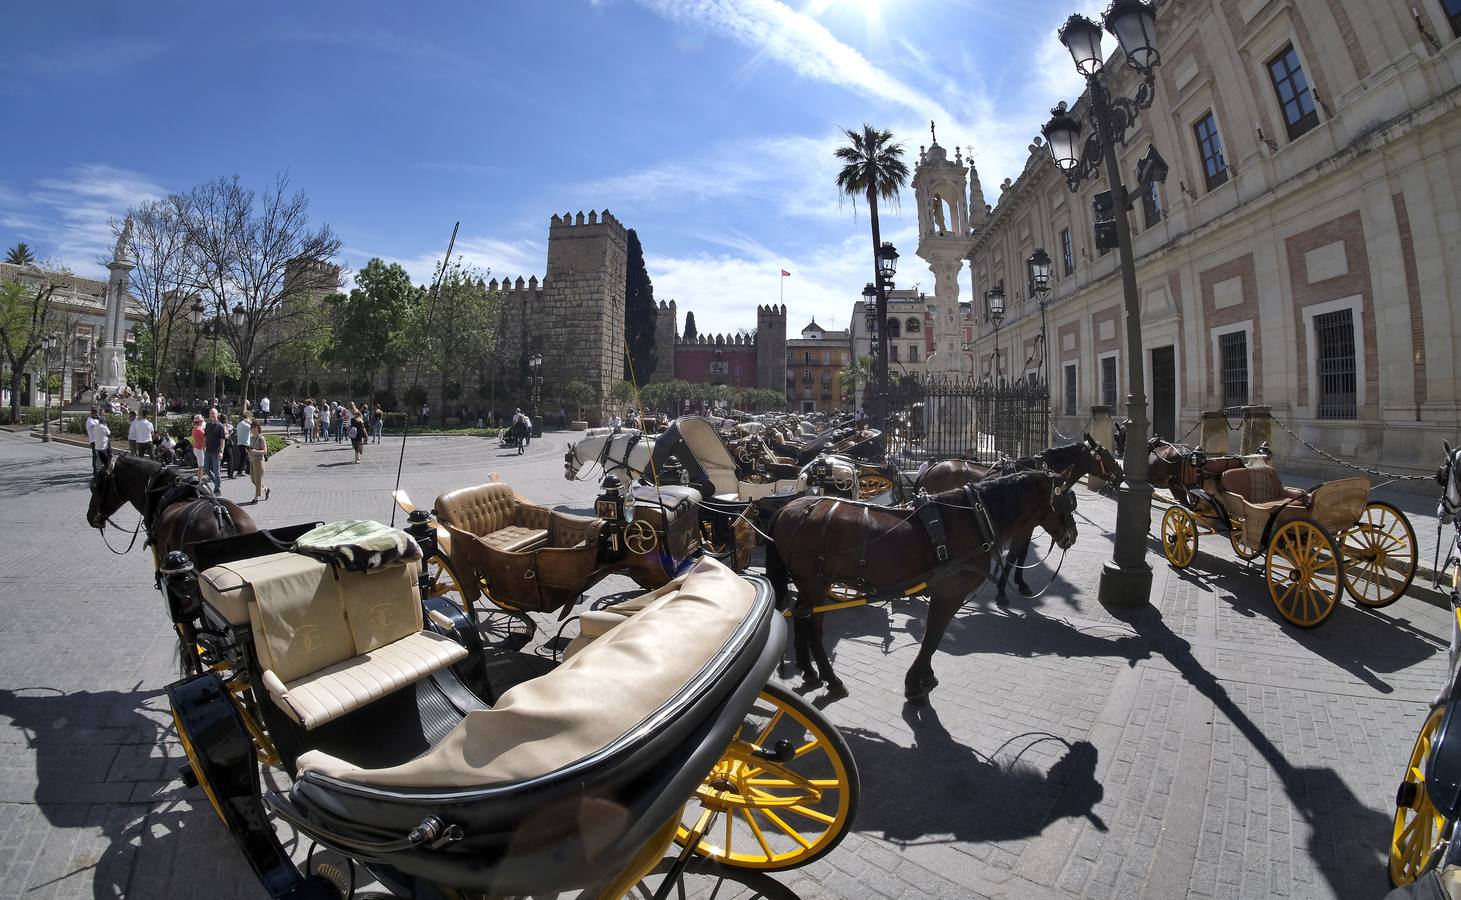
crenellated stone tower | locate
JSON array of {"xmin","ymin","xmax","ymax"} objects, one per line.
[
  {"xmin": 755, "ymin": 303, "xmax": 787, "ymax": 391},
  {"xmin": 537, "ymin": 210, "xmax": 628, "ymax": 421},
  {"xmin": 652, "ymin": 299, "xmax": 678, "ymax": 383},
  {"xmin": 913, "ymin": 123, "xmax": 974, "ymax": 376}
]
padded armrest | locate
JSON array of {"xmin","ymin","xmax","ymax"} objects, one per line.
[
  {"xmin": 514, "ymin": 502, "xmax": 553, "ymax": 531},
  {"xmin": 549, "ymin": 511, "xmax": 603, "ymax": 547}
]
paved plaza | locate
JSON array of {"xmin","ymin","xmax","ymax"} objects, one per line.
[{"xmin": 0, "ymin": 428, "xmax": 1451, "ymax": 899}]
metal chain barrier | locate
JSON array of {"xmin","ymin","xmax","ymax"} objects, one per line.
[
  {"xmin": 1052, "ymin": 414, "xmax": 1094, "ymax": 444},
  {"xmin": 1271, "ymin": 413, "xmax": 1433, "ymax": 481}
]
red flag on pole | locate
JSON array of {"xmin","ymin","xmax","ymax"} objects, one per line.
[{"xmin": 780, "ymin": 269, "xmax": 791, "ymax": 277}]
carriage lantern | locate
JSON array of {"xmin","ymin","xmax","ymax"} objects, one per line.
[
  {"xmin": 1028, "ymin": 248, "xmax": 1053, "ymax": 299},
  {"xmin": 808, "ymin": 455, "xmax": 833, "ymax": 495},
  {"xmin": 159, "ymin": 550, "xmax": 201, "ymax": 623},
  {"xmin": 404, "ymin": 508, "xmax": 438, "ymax": 560},
  {"xmin": 877, "ymin": 242, "xmax": 899, "ymax": 281},
  {"xmin": 660, "ymin": 455, "xmax": 687, "ymax": 486}
]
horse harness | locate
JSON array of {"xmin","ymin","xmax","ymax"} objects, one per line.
[{"xmin": 595, "ymin": 430, "xmax": 643, "ymax": 477}]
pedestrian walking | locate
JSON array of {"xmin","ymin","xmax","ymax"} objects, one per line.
[
  {"xmin": 259, "ymin": 395, "xmax": 270, "ymax": 425},
  {"xmin": 130, "ymin": 410, "xmax": 155, "ymax": 458},
  {"xmin": 191, "ymin": 413, "xmax": 206, "ymax": 479},
  {"xmin": 419, "ymin": 401, "xmax": 430, "ymax": 426},
  {"xmin": 235, "ymin": 414, "xmax": 254, "ymax": 476},
  {"xmin": 202, "ymin": 409, "xmax": 225, "ymax": 493},
  {"xmin": 349, "ymin": 404, "xmax": 366, "ymax": 464},
  {"xmin": 222, "ymin": 414, "xmax": 239, "ymax": 479},
  {"xmin": 247, "ymin": 425, "xmax": 270, "ymax": 502},
  {"xmin": 302, "ymin": 399, "xmax": 316, "ymax": 443},
  {"xmin": 371, "ymin": 405, "xmax": 383, "ymax": 443}
]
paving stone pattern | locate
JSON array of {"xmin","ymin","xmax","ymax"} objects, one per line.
[{"xmin": 0, "ymin": 429, "xmax": 1449, "ymax": 899}]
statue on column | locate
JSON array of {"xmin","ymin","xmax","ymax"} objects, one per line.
[
  {"xmin": 929, "ymin": 194, "xmax": 947, "ymax": 234},
  {"xmin": 114, "ymin": 216, "xmax": 133, "ymax": 263}
]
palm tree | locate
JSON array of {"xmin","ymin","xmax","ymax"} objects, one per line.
[
  {"xmin": 835, "ymin": 125, "xmax": 909, "ymax": 424},
  {"xmin": 840, "ymin": 355, "xmax": 873, "ymax": 408},
  {"xmin": 5, "ymin": 242, "xmax": 37, "ymax": 266}
]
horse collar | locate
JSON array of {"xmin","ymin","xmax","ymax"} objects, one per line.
[{"xmin": 913, "ymin": 492, "xmax": 952, "ymax": 563}]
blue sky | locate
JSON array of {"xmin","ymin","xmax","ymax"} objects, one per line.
[{"xmin": 1, "ymin": 0, "xmax": 1097, "ymax": 336}]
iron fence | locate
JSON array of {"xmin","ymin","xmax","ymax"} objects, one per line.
[{"xmin": 885, "ymin": 374, "xmax": 1050, "ymax": 467}]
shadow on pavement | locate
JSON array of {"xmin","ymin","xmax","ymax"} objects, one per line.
[
  {"xmin": 839, "ymin": 704, "xmax": 1105, "ymax": 846},
  {"xmin": 638, "ymin": 857, "xmax": 808, "ymax": 898},
  {"xmin": 1110, "ymin": 605, "xmax": 1393, "ymax": 900}
]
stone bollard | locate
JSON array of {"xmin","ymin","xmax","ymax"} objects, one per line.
[
  {"xmin": 1088, "ymin": 405, "xmax": 1114, "ymax": 490},
  {"xmin": 1241, "ymin": 405, "xmax": 1273, "ymax": 456},
  {"xmin": 1200, "ymin": 411, "xmax": 1229, "ymax": 455}
]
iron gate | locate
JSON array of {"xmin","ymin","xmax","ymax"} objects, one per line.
[{"xmin": 885, "ymin": 374, "xmax": 1050, "ymax": 466}]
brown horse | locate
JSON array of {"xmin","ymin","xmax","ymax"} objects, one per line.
[
  {"xmin": 765, "ymin": 469, "xmax": 1079, "ymax": 703},
  {"xmin": 87, "ymin": 453, "xmax": 257, "ymax": 560},
  {"xmin": 1145, "ymin": 437, "xmax": 1204, "ymax": 507},
  {"xmin": 913, "ymin": 437, "xmax": 1120, "ymax": 600}
]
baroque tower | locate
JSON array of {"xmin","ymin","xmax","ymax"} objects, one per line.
[
  {"xmin": 756, "ymin": 303, "xmax": 787, "ymax": 392},
  {"xmin": 913, "ymin": 123, "xmax": 973, "ymax": 375}
]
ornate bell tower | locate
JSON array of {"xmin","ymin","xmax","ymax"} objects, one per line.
[{"xmin": 912, "ymin": 122, "xmax": 973, "ymax": 375}]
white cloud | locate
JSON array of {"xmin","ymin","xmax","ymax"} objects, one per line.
[{"xmin": 0, "ymin": 164, "xmax": 167, "ymax": 274}]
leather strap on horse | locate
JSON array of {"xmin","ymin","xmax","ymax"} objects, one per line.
[
  {"xmin": 913, "ymin": 492, "xmax": 951, "ymax": 563},
  {"xmin": 960, "ymin": 483, "xmax": 997, "ymax": 554}
]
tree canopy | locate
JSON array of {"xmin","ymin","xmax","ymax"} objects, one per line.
[
  {"xmin": 623, "ymin": 229, "xmax": 657, "ymax": 383},
  {"xmin": 325, "ymin": 258, "xmax": 419, "ymax": 384},
  {"xmin": 5, "ymin": 243, "xmax": 36, "ymax": 266},
  {"xmin": 682, "ymin": 310, "xmax": 698, "ymax": 343}
]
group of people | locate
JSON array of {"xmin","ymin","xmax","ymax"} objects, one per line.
[
  {"xmin": 292, "ymin": 400, "xmax": 379, "ymax": 463},
  {"xmin": 186, "ymin": 409, "xmax": 271, "ymax": 501}
]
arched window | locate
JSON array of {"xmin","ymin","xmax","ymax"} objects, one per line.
[
  {"xmin": 886, "ymin": 318, "xmax": 901, "ymax": 338},
  {"xmin": 905, "ymin": 317, "xmax": 921, "ymax": 334}
]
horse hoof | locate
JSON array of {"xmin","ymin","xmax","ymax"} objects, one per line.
[
  {"xmin": 903, "ymin": 674, "xmax": 937, "ymax": 701},
  {"xmin": 1017, "ymin": 584, "xmax": 1034, "ymax": 598},
  {"xmin": 824, "ymin": 679, "xmax": 848, "ymax": 700},
  {"xmin": 777, "ymin": 659, "xmax": 797, "ymax": 680},
  {"xmin": 800, "ymin": 674, "xmax": 823, "ymax": 691},
  {"xmin": 995, "ymin": 593, "xmax": 1009, "ymax": 607}
]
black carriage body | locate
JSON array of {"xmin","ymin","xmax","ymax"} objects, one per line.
[
  {"xmin": 630, "ymin": 483, "xmax": 702, "ymax": 572},
  {"xmin": 270, "ymin": 580, "xmax": 784, "ymax": 896}
]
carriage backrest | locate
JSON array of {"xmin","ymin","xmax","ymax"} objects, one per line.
[
  {"xmin": 1308, "ymin": 477, "xmax": 1371, "ymax": 530},
  {"xmin": 435, "ymin": 482, "xmax": 521, "ymax": 538},
  {"xmin": 668, "ymin": 418, "xmax": 740, "ymax": 495},
  {"xmin": 1220, "ymin": 461, "xmax": 1284, "ymax": 503}
]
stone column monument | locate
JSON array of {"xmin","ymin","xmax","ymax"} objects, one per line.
[
  {"xmin": 97, "ymin": 217, "xmax": 134, "ymax": 393},
  {"xmin": 912, "ymin": 126, "xmax": 977, "ymax": 454}
]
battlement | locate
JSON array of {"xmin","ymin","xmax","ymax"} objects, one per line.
[
  {"xmin": 549, "ymin": 209, "xmax": 626, "ymax": 233},
  {"xmin": 678, "ymin": 332, "xmax": 756, "ymax": 349},
  {"xmin": 488, "ymin": 274, "xmax": 546, "ymax": 294},
  {"xmin": 756, "ymin": 303, "xmax": 787, "ymax": 320},
  {"xmin": 657, "ymin": 299, "xmax": 677, "ymax": 310}
]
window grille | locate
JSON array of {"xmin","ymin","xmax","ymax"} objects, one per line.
[
  {"xmin": 1315, "ymin": 308, "xmax": 1357, "ymax": 419},
  {"xmin": 1267, "ymin": 45, "xmax": 1318, "ymax": 140},
  {"xmin": 1218, "ymin": 331, "xmax": 1248, "ymax": 409},
  {"xmin": 1101, "ymin": 356, "xmax": 1118, "ymax": 408},
  {"xmin": 1064, "ymin": 364, "xmax": 1077, "ymax": 415},
  {"xmin": 1194, "ymin": 113, "xmax": 1228, "ymax": 191},
  {"xmin": 1142, "ymin": 181, "xmax": 1161, "ymax": 228}
]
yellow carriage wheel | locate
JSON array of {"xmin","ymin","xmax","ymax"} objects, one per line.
[
  {"xmin": 857, "ymin": 474, "xmax": 895, "ymax": 501},
  {"xmin": 423, "ymin": 552, "xmax": 463, "ymax": 601},
  {"xmin": 1160, "ymin": 506, "xmax": 1198, "ymax": 569},
  {"xmin": 1391, "ymin": 706, "xmax": 1450, "ymax": 886},
  {"xmin": 675, "ymin": 683, "xmax": 858, "ymax": 871},
  {"xmin": 1340, "ymin": 501, "xmax": 1418, "ymax": 609},
  {"xmin": 1265, "ymin": 519, "xmax": 1342, "ymax": 628},
  {"xmin": 1229, "ymin": 528, "xmax": 1264, "ymax": 562}
]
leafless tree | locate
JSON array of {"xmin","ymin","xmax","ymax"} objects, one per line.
[
  {"xmin": 183, "ymin": 175, "xmax": 342, "ymax": 409},
  {"xmin": 112, "ymin": 195, "xmax": 198, "ymax": 401}
]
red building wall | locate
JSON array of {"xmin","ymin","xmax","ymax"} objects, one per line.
[{"xmin": 673, "ymin": 346, "xmax": 759, "ymax": 387}]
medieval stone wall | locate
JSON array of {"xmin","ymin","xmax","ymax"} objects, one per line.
[{"xmin": 538, "ymin": 210, "xmax": 626, "ymax": 422}]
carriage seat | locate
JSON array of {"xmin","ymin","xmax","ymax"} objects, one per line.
[
  {"xmin": 1219, "ymin": 461, "xmax": 1309, "ymax": 505},
  {"xmin": 198, "ymin": 551, "xmax": 466, "ymax": 730},
  {"xmin": 435, "ymin": 483, "xmax": 551, "ymax": 553},
  {"xmin": 295, "ymin": 558, "xmax": 761, "ymax": 788}
]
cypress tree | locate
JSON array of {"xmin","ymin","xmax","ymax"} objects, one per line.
[
  {"xmin": 683, "ymin": 310, "xmax": 698, "ymax": 343},
  {"xmin": 623, "ymin": 229, "xmax": 657, "ymax": 383}
]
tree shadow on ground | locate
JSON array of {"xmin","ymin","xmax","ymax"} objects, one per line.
[
  {"xmin": 1109, "ymin": 605, "xmax": 1395, "ymax": 900},
  {"xmin": 0, "ymin": 685, "xmax": 262, "ymax": 898},
  {"xmin": 839, "ymin": 704, "xmax": 1104, "ymax": 846}
]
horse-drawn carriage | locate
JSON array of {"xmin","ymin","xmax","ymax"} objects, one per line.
[{"xmin": 1156, "ymin": 447, "xmax": 1417, "ymax": 627}]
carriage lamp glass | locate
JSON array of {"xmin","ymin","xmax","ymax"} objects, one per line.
[
  {"xmin": 1028, "ymin": 248, "xmax": 1053, "ymax": 296},
  {"xmin": 231, "ymin": 303, "xmax": 245, "ymax": 328},
  {"xmin": 877, "ymin": 242, "xmax": 899, "ymax": 280},
  {"xmin": 1059, "ymin": 13, "xmax": 1104, "ymax": 75},
  {"xmin": 1104, "ymin": 0, "xmax": 1159, "ymax": 71},
  {"xmin": 190, "ymin": 299, "xmax": 204, "ymax": 326},
  {"xmin": 1041, "ymin": 105, "xmax": 1084, "ymax": 172}
]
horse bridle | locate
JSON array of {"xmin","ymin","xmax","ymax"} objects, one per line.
[{"xmin": 90, "ymin": 460, "xmax": 148, "ymax": 554}]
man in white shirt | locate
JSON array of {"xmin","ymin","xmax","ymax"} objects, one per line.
[
  {"xmin": 84, "ymin": 408, "xmax": 101, "ymax": 472},
  {"xmin": 93, "ymin": 417, "xmax": 112, "ymax": 465},
  {"xmin": 259, "ymin": 396, "xmax": 270, "ymax": 424},
  {"xmin": 130, "ymin": 410, "xmax": 155, "ymax": 457},
  {"xmin": 302, "ymin": 400, "xmax": 316, "ymax": 443}
]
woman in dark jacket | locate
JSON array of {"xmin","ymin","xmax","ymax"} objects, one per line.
[{"xmin": 349, "ymin": 404, "xmax": 367, "ymax": 464}]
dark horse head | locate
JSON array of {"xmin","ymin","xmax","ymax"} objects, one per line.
[{"xmin": 86, "ymin": 453, "xmax": 143, "ymax": 529}]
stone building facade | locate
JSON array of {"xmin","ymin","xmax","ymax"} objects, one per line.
[
  {"xmin": 786, "ymin": 319, "xmax": 851, "ymax": 413},
  {"xmin": 963, "ymin": 0, "xmax": 1461, "ymax": 482},
  {"xmin": 848, "ymin": 289, "xmax": 976, "ymax": 409},
  {"xmin": 651, "ymin": 301, "xmax": 789, "ymax": 392}
]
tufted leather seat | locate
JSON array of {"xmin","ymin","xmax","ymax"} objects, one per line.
[
  {"xmin": 295, "ymin": 557, "xmax": 759, "ymax": 788},
  {"xmin": 435, "ymin": 483, "xmax": 551, "ymax": 552},
  {"xmin": 483, "ymin": 524, "xmax": 549, "ymax": 553},
  {"xmin": 200, "ymin": 551, "xmax": 467, "ymax": 730}
]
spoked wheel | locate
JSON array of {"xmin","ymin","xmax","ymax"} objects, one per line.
[
  {"xmin": 1265, "ymin": 518, "xmax": 1343, "ymax": 628},
  {"xmin": 1160, "ymin": 506, "xmax": 1197, "ymax": 569},
  {"xmin": 1391, "ymin": 706, "xmax": 1451, "ymax": 886},
  {"xmin": 1340, "ymin": 501, "xmax": 1418, "ymax": 609},
  {"xmin": 423, "ymin": 552, "xmax": 464, "ymax": 601},
  {"xmin": 1229, "ymin": 528, "xmax": 1264, "ymax": 562},
  {"xmin": 857, "ymin": 474, "xmax": 895, "ymax": 501},
  {"xmin": 701, "ymin": 520, "xmax": 732, "ymax": 559},
  {"xmin": 675, "ymin": 682, "xmax": 858, "ymax": 870}
]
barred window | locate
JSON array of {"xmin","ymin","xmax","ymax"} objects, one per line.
[
  {"xmin": 1193, "ymin": 112, "xmax": 1228, "ymax": 191},
  {"xmin": 1064, "ymin": 364, "xmax": 1077, "ymax": 415},
  {"xmin": 1218, "ymin": 331, "xmax": 1248, "ymax": 409},
  {"xmin": 1267, "ymin": 45, "xmax": 1318, "ymax": 140},
  {"xmin": 1446, "ymin": 0, "xmax": 1461, "ymax": 37},
  {"xmin": 1101, "ymin": 356, "xmax": 1118, "ymax": 408},
  {"xmin": 1315, "ymin": 308, "xmax": 1357, "ymax": 419},
  {"xmin": 1061, "ymin": 228, "xmax": 1075, "ymax": 276},
  {"xmin": 1142, "ymin": 181, "xmax": 1161, "ymax": 228},
  {"xmin": 909, "ymin": 345, "xmax": 919, "ymax": 363}
]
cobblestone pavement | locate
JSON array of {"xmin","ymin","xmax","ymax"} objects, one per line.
[{"xmin": 0, "ymin": 428, "xmax": 1450, "ymax": 899}]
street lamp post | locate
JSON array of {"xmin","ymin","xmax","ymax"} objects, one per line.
[
  {"xmin": 1029, "ymin": 248, "xmax": 1054, "ymax": 441},
  {"xmin": 872, "ymin": 242, "xmax": 899, "ymax": 427},
  {"xmin": 231, "ymin": 303, "xmax": 245, "ymax": 413},
  {"xmin": 861, "ymin": 282, "xmax": 879, "ymax": 412},
  {"xmin": 1041, "ymin": 0, "xmax": 1163, "ymax": 606},
  {"xmin": 41, "ymin": 334, "xmax": 57, "ymax": 443},
  {"xmin": 984, "ymin": 284, "xmax": 1005, "ymax": 382},
  {"xmin": 528, "ymin": 352, "xmax": 543, "ymax": 437}
]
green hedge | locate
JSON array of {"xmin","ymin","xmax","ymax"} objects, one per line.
[{"xmin": 0, "ymin": 406, "xmax": 54, "ymax": 426}]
